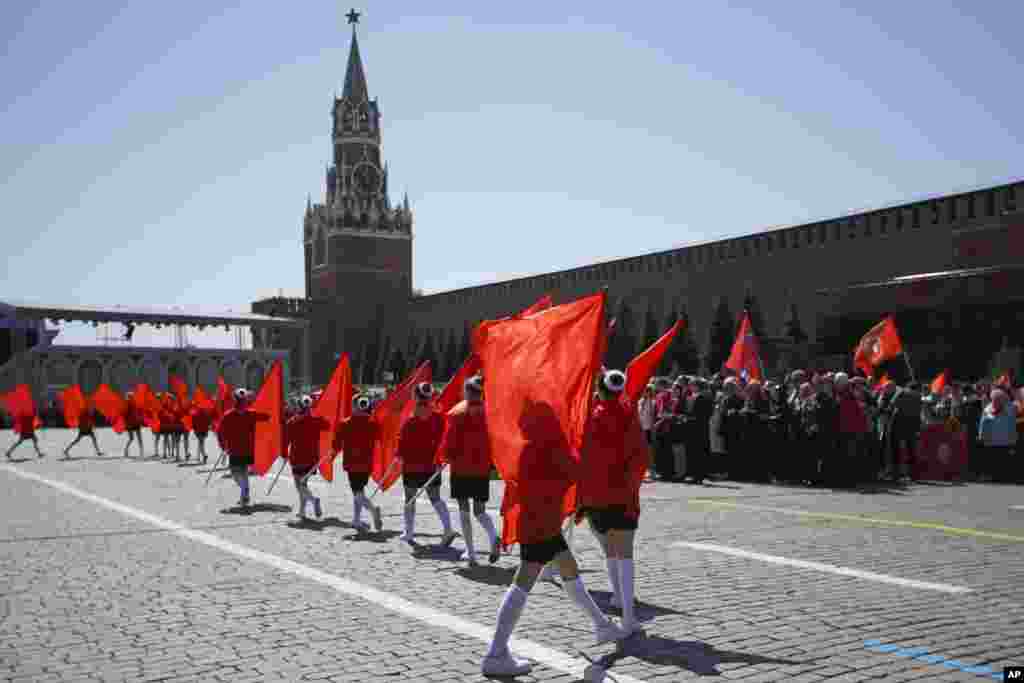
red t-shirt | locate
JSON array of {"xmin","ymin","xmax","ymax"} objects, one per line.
[
  {"xmin": 190, "ymin": 409, "xmax": 212, "ymax": 434},
  {"xmin": 78, "ymin": 411, "xmax": 95, "ymax": 430},
  {"xmin": 285, "ymin": 414, "xmax": 329, "ymax": 468},
  {"xmin": 397, "ymin": 411, "xmax": 445, "ymax": 474},
  {"xmin": 217, "ymin": 409, "xmax": 266, "ymax": 457},
  {"xmin": 15, "ymin": 415, "xmax": 36, "ymax": 436},
  {"xmin": 436, "ymin": 403, "xmax": 492, "ymax": 477},
  {"xmin": 334, "ymin": 414, "xmax": 380, "ymax": 473},
  {"xmin": 578, "ymin": 399, "xmax": 648, "ymax": 516}
]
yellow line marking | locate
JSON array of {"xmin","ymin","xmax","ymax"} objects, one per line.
[{"xmin": 688, "ymin": 499, "xmax": 1024, "ymax": 543}]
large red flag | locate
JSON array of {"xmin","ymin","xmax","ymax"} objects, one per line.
[
  {"xmin": 92, "ymin": 384, "xmax": 128, "ymax": 432},
  {"xmin": 0, "ymin": 385, "xmax": 41, "ymax": 430},
  {"xmin": 169, "ymin": 375, "xmax": 190, "ymax": 410},
  {"xmin": 853, "ymin": 316, "xmax": 904, "ymax": 377},
  {"xmin": 519, "ymin": 294, "xmax": 553, "ymax": 317},
  {"xmin": 133, "ymin": 383, "xmax": 162, "ymax": 429},
  {"xmin": 191, "ymin": 385, "xmax": 215, "ymax": 411},
  {"xmin": 60, "ymin": 385, "xmax": 88, "ymax": 429},
  {"xmin": 313, "ymin": 354, "xmax": 352, "ymax": 482},
  {"xmin": 0, "ymin": 384, "xmax": 36, "ymax": 419},
  {"xmin": 371, "ymin": 362, "xmax": 432, "ymax": 491},
  {"xmin": 624, "ymin": 319, "xmax": 685, "ymax": 408},
  {"xmin": 250, "ymin": 361, "xmax": 284, "ymax": 476},
  {"xmin": 474, "ymin": 291, "xmax": 607, "ymax": 548},
  {"xmin": 435, "ymin": 354, "xmax": 482, "ymax": 419},
  {"xmin": 214, "ymin": 377, "xmax": 235, "ymax": 428},
  {"xmin": 724, "ymin": 311, "xmax": 763, "ymax": 382}
]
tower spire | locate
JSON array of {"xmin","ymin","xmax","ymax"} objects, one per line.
[{"xmin": 342, "ymin": 9, "xmax": 368, "ymax": 102}]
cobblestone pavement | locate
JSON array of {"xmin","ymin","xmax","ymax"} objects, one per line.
[{"xmin": 1, "ymin": 429, "xmax": 1022, "ymax": 682}]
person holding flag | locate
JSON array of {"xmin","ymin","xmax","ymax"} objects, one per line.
[
  {"xmin": 577, "ymin": 368, "xmax": 649, "ymax": 637},
  {"xmin": 333, "ymin": 394, "xmax": 383, "ymax": 532},
  {"xmin": 216, "ymin": 388, "xmax": 268, "ymax": 508},
  {"xmin": 474, "ymin": 292, "xmax": 630, "ymax": 678},
  {"xmin": 396, "ymin": 382, "xmax": 456, "ymax": 546},
  {"xmin": 435, "ymin": 374, "xmax": 500, "ymax": 565},
  {"xmin": 3, "ymin": 386, "xmax": 44, "ymax": 459},
  {"xmin": 190, "ymin": 402, "xmax": 213, "ymax": 464},
  {"xmin": 63, "ymin": 404, "xmax": 104, "ymax": 459},
  {"xmin": 122, "ymin": 392, "xmax": 145, "ymax": 458},
  {"xmin": 284, "ymin": 395, "xmax": 328, "ymax": 521}
]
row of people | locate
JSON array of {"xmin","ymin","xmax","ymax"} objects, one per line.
[
  {"xmin": 638, "ymin": 370, "xmax": 1021, "ymax": 486},
  {"xmin": 216, "ymin": 370, "xmax": 647, "ymax": 678}
]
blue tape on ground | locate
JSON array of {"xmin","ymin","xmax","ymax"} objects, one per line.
[{"xmin": 864, "ymin": 639, "xmax": 1001, "ymax": 680}]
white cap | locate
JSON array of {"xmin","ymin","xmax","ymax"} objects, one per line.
[
  {"xmin": 233, "ymin": 388, "xmax": 249, "ymax": 401},
  {"xmin": 414, "ymin": 382, "xmax": 434, "ymax": 400},
  {"xmin": 602, "ymin": 369, "xmax": 626, "ymax": 393},
  {"xmin": 353, "ymin": 395, "xmax": 371, "ymax": 412},
  {"xmin": 464, "ymin": 375, "xmax": 483, "ymax": 395},
  {"xmin": 299, "ymin": 395, "xmax": 314, "ymax": 409}
]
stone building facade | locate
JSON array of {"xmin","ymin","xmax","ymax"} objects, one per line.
[{"xmin": 255, "ymin": 19, "xmax": 1024, "ymax": 387}]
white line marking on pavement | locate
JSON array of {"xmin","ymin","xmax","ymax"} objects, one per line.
[
  {"xmin": 673, "ymin": 541, "xmax": 972, "ymax": 594},
  {"xmin": 0, "ymin": 466, "xmax": 646, "ymax": 683}
]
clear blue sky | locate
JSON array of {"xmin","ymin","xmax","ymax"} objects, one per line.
[{"xmin": 2, "ymin": 1, "xmax": 1021, "ymax": 348}]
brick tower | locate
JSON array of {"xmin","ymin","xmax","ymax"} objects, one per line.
[{"xmin": 302, "ymin": 10, "xmax": 412, "ymax": 383}]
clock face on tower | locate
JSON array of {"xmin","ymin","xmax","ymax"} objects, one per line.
[{"xmin": 352, "ymin": 163, "xmax": 381, "ymax": 197}]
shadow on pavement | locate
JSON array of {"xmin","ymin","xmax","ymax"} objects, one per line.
[
  {"xmin": 453, "ymin": 564, "xmax": 516, "ymax": 586},
  {"xmin": 588, "ymin": 590, "xmax": 685, "ymax": 620},
  {"xmin": 411, "ymin": 544, "xmax": 464, "ymax": 562},
  {"xmin": 57, "ymin": 455, "xmax": 117, "ymax": 462},
  {"xmin": 4, "ymin": 457, "xmax": 35, "ymax": 463},
  {"xmin": 176, "ymin": 462, "xmax": 207, "ymax": 468},
  {"xmin": 577, "ymin": 634, "xmax": 804, "ymax": 678},
  {"xmin": 220, "ymin": 503, "xmax": 292, "ymax": 516}
]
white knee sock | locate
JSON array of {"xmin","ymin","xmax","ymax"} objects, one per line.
[
  {"xmin": 476, "ymin": 511, "xmax": 498, "ymax": 550},
  {"xmin": 403, "ymin": 503, "xmax": 416, "ymax": 537},
  {"xmin": 564, "ymin": 577, "xmax": 608, "ymax": 628},
  {"xmin": 430, "ymin": 497, "xmax": 453, "ymax": 534},
  {"xmin": 619, "ymin": 559, "xmax": 636, "ymax": 628},
  {"xmin": 487, "ymin": 585, "xmax": 528, "ymax": 658},
  {"xmin": 459, "ymin": 509, "xmax": 475, "ymax": 557},
  {"xmin": 606, "ymin": 558, "xmax": 622, "ymax": 603}
]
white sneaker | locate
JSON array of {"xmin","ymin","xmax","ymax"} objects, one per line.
[
  {"xmin": 481, "ymin": 653, "xmax": 532, "ymax": 677},
  {"xmin": 371, "ymin": 505, "xmax": 383, "ymax": 532},
  {"xmin": 398, "ymin": 532, "xmax": 416, "ymax": 545},
  {"xmin": 460, "ymin": 550, "xmax": 479, "ymax": 566},
  {"xmin": 595, "ymin": 621, "xmax": 630, "ymax": 646}
]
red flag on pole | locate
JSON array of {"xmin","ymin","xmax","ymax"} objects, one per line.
[
  {"xmin": 312, "ymin": 354, "xmax": 352, "ymax": 482},
  {"xmin": 60, "ymin": 385, "xmax": 88, "ymax": 429},
  {"xmin": 623, "ymin": 319, "xmax": 685, "ymax": 408},
  {"xmin": 473, "ymin": 291, "xmax": 607, "ymax": 548},
  {"xmin": 169, "ymin": 375, "xmax": 190, "ymax": 410},
  {"xmin": 92, "ymin": 384, "xmax": 128, "ymax": 432},
  {"xmin": 853, "ymin": 316, "xmax": 904, "ymax": 378},
  {"xmin": 191, "ymin": 385, "xmax": 215, "ymax": 411},
  {"xmin": 132, "ymin": 383, "xmax": 161, "ymax": 429},
  {"xmin": 0, "ymin": 385, "xmax": 41, "ymax": 431},
  {"xmin": 250, "ymin": 361, "xmax": 284, "ymax": 476},
  {"xmin": 371, "ymin": 362, "xmax": 432, "ymax": 491},
  {"xmin": 724, "ymin": 311, "xmax": 763, "ymax": 382},
  {"xmin": 214, "ymin": 377, "xmax": 235, "ymax": 429},
  {"xmin": 435, "ymin": 354, "xmax": 482, "ymax": 419}
]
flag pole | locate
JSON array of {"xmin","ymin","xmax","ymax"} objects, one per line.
[
  {"xmin": 366, "ymin": 457, "xmax": 401, "ymax": 501},
  {"xmin": 300, "ymin": 452, "xmax": 333, "ymax": 485},
  {"xmin": 266, "ymin": 458, "xmax": 288, "ymax": 495},
  {"xmin": 204, "ymin": 451, "xmax": 226, "ymax": 487},
  {"xmin": 902, "ymin": 350, "xmax": 917, "ymax": 385},
  {"xmin": 404, "ymin": 464, "xmax": 447, "ymax": 508}
]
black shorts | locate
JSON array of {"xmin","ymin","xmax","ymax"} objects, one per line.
[
  {"xmin": 78, "ymin": 428, "xmax": 94, "ymax": 437},
  {"xmin": 450, "ymin": 475, "xmax": 490, "ymax": 502},
  {"xmin": 348, "ymin": 472, "xmax": 370, "ymax": 493},
  {"xmin": 585, "ymin": 506, "xmax": 638, "ymax": 534},
  {"xmin": 229, "ymin": 453, "xmax": 254, "ymax": 468},
  {"xmin": 520, "ymin": 533, "xmax": 570, "ymax": 565},
  {"xmin": 291, "ymin": 464, "xmax": 314, "ymax": 479},
  {"xmin": 194, "ymin": 431, "xmax": 208, "ymax": 439},
  {"xmin": 403, "ymin": 471, "xmax": 441, "ymax": 490}
]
